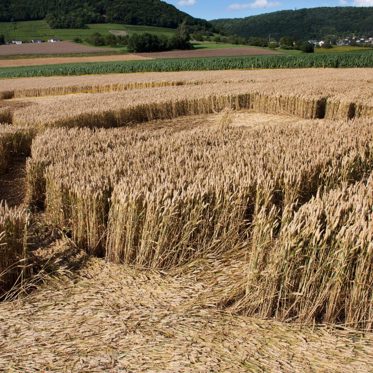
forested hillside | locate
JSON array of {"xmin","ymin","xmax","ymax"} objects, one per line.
[
  {"xmin": 0, "ymin": 0, "xmax": 212, "ymax": 30},
  {"xmin": 212, "ymin": 7, "xmax": 373, "ymax": 40}
]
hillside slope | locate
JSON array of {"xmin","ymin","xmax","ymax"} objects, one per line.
[
  {"xmin": 212, "ymin": 7, "xmax": 373, "ymax": 40},
  {"xmin": 0, "ymin": 0, "xmax": 212, "ymax": 30}
]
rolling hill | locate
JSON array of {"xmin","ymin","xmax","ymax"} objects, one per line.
[
  {"xmin": 211, "ymin": 7, "xmax": 373, "ymax": 40},
  {"xmin": 0, "ymin": 0, "xmax": 212, "ymax": 31}
]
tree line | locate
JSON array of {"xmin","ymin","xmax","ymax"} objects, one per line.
[
  {"xmin": 211, "ymin": 7, "xmax": 373, "ymax": 41},
  {"xmin": 79, "ymin": 21, "xmax": 192, "ymax": 53}
]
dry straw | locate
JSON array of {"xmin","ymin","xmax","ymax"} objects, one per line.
[{"xmin": 1, "ymin": 256, "xmax": 373, "ymax": 372}]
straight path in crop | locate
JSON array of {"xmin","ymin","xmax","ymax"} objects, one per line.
[{"xmin": 0, "ymin": 158, "xmax": 26, "ymax": 207}]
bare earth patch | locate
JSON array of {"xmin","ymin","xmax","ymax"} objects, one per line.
[
  {"xmin": 0, "ymin": 41, "xmax": 116, "ymax": 56},
  {"xmin": 137, "ymin": 47, "xmax": 280, "ymax": 59}
]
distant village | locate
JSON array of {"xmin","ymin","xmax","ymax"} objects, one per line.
[
  {"xmin": 7, "ymin": 38, "xmax": 61, "ymax": 45},
  {"xmin": 308, "ymin": 35, "xmax": 373, "ymax": 48}
]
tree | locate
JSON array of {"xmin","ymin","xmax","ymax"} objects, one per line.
[
  {"xmin": 227, "ymin": 35, "xmax": 246, "ymax": 45},
  {"xmin": 176, "ymin": 19, "xmax": 190, "ymax": 41},
  {"xmin": 300, "ymin": 41, "xmax": 314, "ymax": 53},
  {"xmin": 86, "ymin": 32, "xmax": 106, "ymax": 46},
  {"xmin": 247, "ymin": 36, "xmax": 268, "ymax": 47},
  {"xmin": 213, "ymin": 35, "xmax": 222, "ymax": 43},
  {"xmin": 0, "ymin": 0, "xmax": 215, "ymax": 31},
  {"xmin": 322, "ymin": 40, "xmax": 333, "ymax": 49},
  {"xmin": 324, "ymin": 35, "xmax": 337, "ymax": 45},
  {"xmin": 127, "ymin": 32, "xmax": 193, "ymax": 53},
  {"xmin": 105, "ymin": 34, "xmax": 118, "ymax": 47},
  {"xmin": 0, "ymin": 34, "xmax": 5, "ymax": 45},
  {"xmin": 279, "ymin": 36, "xmax": 294, "ymax": 48},
  {"xmin": 191, "ymin": 33, "xmax": 203, "ymax": 41},
  {"xmin": 127, "ymin": 33, "xmax": 165, "ymax": 52},
  {"xmin": 171, "ymin": 19, "xmax": 192, "ymax": 50},
  {"xmin": 211, "ymin": 7, "xmax": 373, "ymax": 41}
]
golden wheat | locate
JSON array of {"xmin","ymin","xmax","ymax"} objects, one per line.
[
  {"xmin": 23, "ymin": 114, "xmax": 373, "ymax": 328},
  {"xmin": 2, "ymin": 68, "xmax": 373, "ymax": 331},
  {"xmin": 0, "ymin": 202, "xmax": 29, "ymax": 296},
  {"xmin": 2, "ymin": 68, "xmax": 372, "ymax": 99},
  {"xmin": 27, "ymin": 118, "xmax": 372, "ymax": 246},
  {"xmin": 9, "ymin": 69, "xmax": 372, "ymax": 129},
  {"xmin": 228, "ymin": 176, "xmax": 373, "ymax": 330},
  {"xmin": 0, "ymin": 125, "xmax": 34, "ymax": 175},
  {"xmin": 0, "ymin": 107, "xmax": 12, "ymax": 123}
]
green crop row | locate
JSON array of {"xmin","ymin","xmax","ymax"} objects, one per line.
[{"xmin": 0, "ymin": 52, "xmax": 372, "ymax": 78}]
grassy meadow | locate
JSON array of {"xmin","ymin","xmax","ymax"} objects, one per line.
[{"xmin": 0, "ymin": 20, "xmax": 176, "ymax": 42}]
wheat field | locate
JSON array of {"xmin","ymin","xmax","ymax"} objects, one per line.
[
  {"xmin": 23, "ymin": 115, "xmax": 373, "ymax": 329},
  {"xmin": 10, "ymin": 69, "xmax": 373, "ymax": 129},
  {"xmin": 1, "ymin": 68, "xmax": 371, "ymax": 99},
  {"xmin": 0, "ymin": 68, "xmax": 372, "ymax": 371}
]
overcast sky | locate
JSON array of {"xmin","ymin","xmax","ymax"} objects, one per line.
[{"xmin": 164, "ymin": 0, "xmax": 373, "ymax": 20}]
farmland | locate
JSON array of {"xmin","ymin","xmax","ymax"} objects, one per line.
[
  {"xmin": 0, "ymin": 51, "xmax": 372, "ymax": 78},
  {"xmin": 0, "ymin": 41, "xmax": 117, "ymax": 56},
  {"xmin": 0, "ymin": 46, "xmax": 276, "ymax": 68},
  {"xmin": 0, "ymin": 68, "xmax": 372, "ymax": 371},
  {"xmin": 136, "ymin": 47, "xmax": 279, "ymax": 59}
]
